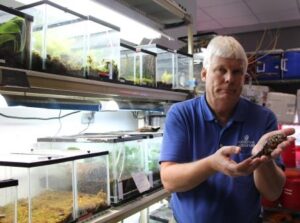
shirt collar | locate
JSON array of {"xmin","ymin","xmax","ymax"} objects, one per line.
[{"xmin": 200, "ymin": 94, "xmax": 247, "ymax": 123}]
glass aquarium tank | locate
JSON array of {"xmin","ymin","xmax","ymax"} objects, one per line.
[
  {"xmin": 0, "ymin": 5, "xmax": 33, "ymax": 69},
  {"xmin": 143, "ymin": 133, "xmax": 163, "ymax": 189},
  {"xmin": 119, "ymin": 43, "xmax": 156, "ymax": 87},
  {"xmin": 0, "ymin": 151, "xmax": 109, "ymax": 223},
  {"xmin": 174, "ymin": 51, "xmax": 194, "ymax": 91},
  {"xmin": 138, "ymin": 48, "xmax": 156, "ymax": 87},
  {"xmin": 17, "ymin": 1, "xmax": 88, "ymax": 78},
  {"xmin": 139, "ymin": 44, "xmax": 175, "ymax": 90},
  {"xmin": 119, "ymin": 42, "xmax": 137, "ymax": 85},
  {"xmin": 36, "ymin": 133, "xmax": 151, "ymax": 205},
  {"xmin": 0, "ymin": 179, "xmax": 18, "ymax": 223},
  {"xmin": 86, "ymin": 16, "xmax": 120, "ymax": 81}
]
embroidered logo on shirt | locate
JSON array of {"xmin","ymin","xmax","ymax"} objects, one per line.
[{"xmin": 237, "ymin": 134, "xmax": 256, "ymax": 148}]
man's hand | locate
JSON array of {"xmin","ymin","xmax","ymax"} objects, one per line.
[
  {"xmin": 251, "ymin": 128, "xmax": 295, "ymax": 161},
  {"xmin": 209, "ymin": 146, "xmax": 261, "ymax": 177}
]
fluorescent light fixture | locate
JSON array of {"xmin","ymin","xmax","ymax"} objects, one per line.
[
  {"xmin": 0, "ymin": 94, "xmax": 8, "ymax": 107},
  {"xmin": 15, "ymin": 0, "xmax": 163, "ymax": 44},
  {"xmin": 100, "ymin": 100, "xmax": 119, "ymax": 111}
]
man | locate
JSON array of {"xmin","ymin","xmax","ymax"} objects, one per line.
[{"xmin": 159, "ymin": 36, "xmax": 295, "ymax": 223}]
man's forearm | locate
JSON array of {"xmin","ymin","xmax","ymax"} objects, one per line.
[
  {"xmin": 254, "ymin": 160, "xmax": 286, "ymax": 201},
  {"xmin": 160, "ymin": 156, "xmax": 216, "ymax": 192}
]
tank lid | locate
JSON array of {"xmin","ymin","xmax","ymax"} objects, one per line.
[
  {"xmin": 257, "ymin": 49, "xmax": 284, "ymax": 54},
  {"xmin": 285, "ymin": 48, "xmax": 300, "ymax": 52},
  {"xmin": 0, "ymin": 179, "xmax": 18, "ymax": 188}
]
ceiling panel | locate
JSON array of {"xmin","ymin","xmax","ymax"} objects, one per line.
[
  {"xmin": 218, "ymin": 14, "xmax": 258, "ymax": 27},
  {"xmin": 197, "ymin": 0, "xmax": 241, "ymax": 8},
  {"xmin": 246, "ymin": 0, "xmax": 298, "ymax": 13},
  {"xmin": 196, "ymin": 9, "xmax": 213, "ymax": 22},
  {"xmin": 196, "ymin": 19, "xmax": 223, "ymax": 31},
  {"xmin": 257, "ymin": 8, "xmax": 300, "ymax": 23},
  {"xmin": 196, "ymin": 0, "xmax": 300, "ymax": 34},
  {"xmin": 202, "ymin": 2, "xmax": 253, "ymax": 19}
]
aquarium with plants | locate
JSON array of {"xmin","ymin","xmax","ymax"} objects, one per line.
[
  {"xmin": 17, "ymin": 1, "xmax": 88, "ymax": 77},
  {"xmin": 85, "ymin": 16, "xmax": 120, "ymax": 81},
  {"xmin": 0, "ymin": 5, "xmax": 33, "ymax": 69},
  {"xmin": 0, "ymin": 151, "xmax": 109, "ymax": 223},
  {"xmin": 119, "ymin": 42, "xmax": 137, "ymax": 85},
  {"xmin": 138, "ymin": 48, "xmax": 156, "ymax": 87},
  {"xmin": 0, "ymin": 179, "xmax": 18, "ymax": 223},
  {"xmin": 139, "ymin": 44, "xmax": 175, "ymax": 90},
  {"xmin": 119, "ymin": 43, "xmax": 156, "ymax": 87},
  {"xmin": 174, "ymin": 51, "xmax": 194, "ymax": 91},
  {"xmin": 143, "ymin": 133, "xmax": 163, "ymax": 189},
  {"xmin": 36, "ymin": 133, "xmax": 151, "ymax": 205}
]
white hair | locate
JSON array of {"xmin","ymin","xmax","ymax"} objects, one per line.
[{"xmin": 203, "ymin": 36, "xmax": 248, "ymax": 73}]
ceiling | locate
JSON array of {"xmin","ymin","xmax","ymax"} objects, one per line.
[{"xmin": 196, "ymin": 0, "xmax": 300, "ymax": 34}]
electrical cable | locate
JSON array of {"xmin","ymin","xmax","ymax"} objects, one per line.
[
  {"xmin": 53, "ymin": 109, "xmax": 63, "ymax": 137},
  {"xmin": 0, "ymin": 110, "xmax": 80, "ymax": 120},
  {"xmin": 77, "ymin": 112, "xmax": 95, "ymax": 134}
]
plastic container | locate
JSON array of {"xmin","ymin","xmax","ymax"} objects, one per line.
[
  {"xmin": 281, "ymin": 140, "xmax": 296, "ymax": 168},
  {"xmin": 282, "ymin": 177, "xmax": 300, "ymax": 211},
  {"xmin": 0, "ymin": 179, "xmax": 18, "ymax": 223},
  {"xmin": 0, "ymin": 150, "xmax": 109, "ymax": 223},
  {"xmin": 0, "ymin": 4, "xmax": 33, "ymax": 69},
  {"xmin": 296, "ymin": 146, "xmax": 300, "ymax": 169},
  {"xmin": 256, "ymin": 49, "xmax": 283, "ymax": 80},
  {"xmin": 282, "ymin": 48, "xmax": 300, "ymax": 79}
]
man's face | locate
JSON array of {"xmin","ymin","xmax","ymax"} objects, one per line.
[{"xmin": 201, "ymin": 55, "xmax": 245, "ymax": 109}]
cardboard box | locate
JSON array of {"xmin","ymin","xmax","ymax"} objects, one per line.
[
  {"xmin": 266, "ymin": 92, "xmax": 296, "ymax": 124},
  {"xmin": 242, "ymin": 85, "xmax": 269, "ymax": 106}
]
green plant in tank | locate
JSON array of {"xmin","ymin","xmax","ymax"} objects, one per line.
[
  {"xmin": 161, "ymin": 70, "xmax": 173, "ymax": 84},
  {"xmin": 121, "ymin": 145, "xmax": 143, "ymax": 178},
  {"xmin": 0, "ymin": 16, "xmax": 26, "ymax": 53},
  {"xmin": 148, "ymin": 147, "xmax": 160, "ymax": 171}
]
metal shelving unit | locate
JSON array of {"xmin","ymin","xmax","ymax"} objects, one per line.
[
  {"xmin": 87, "ymin": 189, "xmax": 170, "ymax": 223},
  {"xmin": 0, "ymin": 66, "xmax": 188, "ymax": 106},
  {"xmin": 249, "ymin": 79, "xmax": 300, "ymax": 94}
]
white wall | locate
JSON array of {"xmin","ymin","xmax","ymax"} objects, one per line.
[{"xmin": 0, "ymin": 107, "xmax": 138, "ymax": 153}]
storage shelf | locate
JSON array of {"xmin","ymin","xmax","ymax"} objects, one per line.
[
  {"xmin": 251, "ymin": 79, "xmax": 300, "ymax": 85},
  {"xmin": 0, "ymin": 66, "xmax": 188, "ymax": 103},
  {"xmin": 248, "ymin": 79, "xmax": 300, "ymax": 94},
  {"xmin": 87, "ymin": 189, "xmax": 170, "ymax": 223}
]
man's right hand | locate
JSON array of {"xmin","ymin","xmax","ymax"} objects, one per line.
[{"xmin": 208, "ymin": 146, "xmax": 261, "ymax": 177}]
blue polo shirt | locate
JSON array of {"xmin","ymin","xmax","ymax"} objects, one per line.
[{"xmin": 160, "ymin": 95, "xmax": 282, "ymax": 223}]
